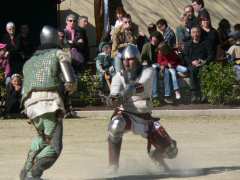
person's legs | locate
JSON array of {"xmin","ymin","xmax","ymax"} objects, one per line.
[
  {"xmin": 169, "ymin": 68, "xmax": 181, "ymax": 100},
  {"xmin": 188, "ymin": 67, "xmax": 200, "ymax": 102},
  {"xmin": 163, "ymin": 68, "xmax": 173, "ymax": 103},
  {"xmin": 234, "ymin": 65, "xmax": 240, "ymax": 81},
  {"xmin": 113, "ymin": 53, "xmax": 123, "ymax": 72},
  {"xmin": 176, "ymin": 65, "xmax": 188, "ymax": 73},
  {"xmin": 152, "ymin": 64, "xmax": 160, "ymax": 98},
  {"xmin": 168, "ymin": 68, "xmax": 179, "ymax": 91},
  {"xmin": 163, "ymin": 68, "xmax": 171, "ymax": 97},
  {"xmin": 147, "ymin": 121, "xmax": 178, "ymax": 170},
  {"xmin": 108, "ymin": 114, "xmax": 127, "ymax": 171},
  {"xmin": 20, "ymin": 113, "xmax": 63, "ymax": 179}
]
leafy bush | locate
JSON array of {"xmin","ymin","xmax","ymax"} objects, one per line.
[
  {"xmin": 200, "ymin": 62, "xmax": 240, "ymax": 104},
  {"xmin": 72, "ymin": 69, "xmax": 102, "ymax": 106}
]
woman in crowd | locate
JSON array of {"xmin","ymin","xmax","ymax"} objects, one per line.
[{"xmin": 157, "ymin": 42, "xmax": 188, "ymax": 100}]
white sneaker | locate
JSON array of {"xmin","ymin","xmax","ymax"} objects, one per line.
[{"xmin": 175, "ymin": 91, "xmax": 181, "ymax": 100}]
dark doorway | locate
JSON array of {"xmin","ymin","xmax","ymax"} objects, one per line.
[{"xmin": 0, "ymin": 0, "xmax": 57, "ymax": 45}]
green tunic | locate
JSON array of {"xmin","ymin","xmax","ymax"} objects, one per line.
[{"xmin": 22, "ymin": 49, "xmax": 62, "ymax": 102}]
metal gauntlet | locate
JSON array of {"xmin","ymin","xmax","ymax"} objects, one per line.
[{"xmin": 60, "ymin": 60, "xmax": 76, "ymax": 83}]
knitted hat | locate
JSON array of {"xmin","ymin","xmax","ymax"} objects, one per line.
[{"xmin": 98, "ymin": 41, "xmax": 111, "ymax": 52}]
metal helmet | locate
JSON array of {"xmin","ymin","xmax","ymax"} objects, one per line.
[
  {"xmin": 40, "ymin": 25, "xmax": 58, "ymax": 46},
  {"xmin": 122, "ymin": 44, "xmax": 141, "ymax": 62}
]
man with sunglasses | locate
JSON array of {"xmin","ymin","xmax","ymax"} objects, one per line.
[
  {"xmin": 107, "ymin": 44, "xmax": 178, "ymax": 173},
  {"xmin": 111, "ymin": 14, "xmax": 138, "ymax": 72}
]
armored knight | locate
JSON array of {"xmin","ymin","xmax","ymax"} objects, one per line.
[
  {"xmin": 108, "ymin": 44, "xmax": 178, "ymax": 172},
  {"xmin": 20, "ymin": 26, "xmax": 77, "ymax": 180}
]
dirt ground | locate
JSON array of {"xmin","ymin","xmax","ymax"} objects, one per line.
[{"xmin": 1, "ymin": 110, "xmax": 240, "ymax": 180}]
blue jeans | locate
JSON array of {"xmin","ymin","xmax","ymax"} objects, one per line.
[
  {"xmin": 164, "ymin": 65, "xmax": 188, "ymax": 96},
  {"xmin": 152, "ymin": 64, "xmax": 160, "ymax": 98},
  {"xmin": 234, "ymin": 65, "xmax": 240, "ymax": 81},
  {"xmin": 113, "ymin": 53, "xmax": 123, "ymax": 72}
]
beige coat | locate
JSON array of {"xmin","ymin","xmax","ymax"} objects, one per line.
[{"xmin": 111, "ymin": 25, "xmax": 138, "ymax": 58}]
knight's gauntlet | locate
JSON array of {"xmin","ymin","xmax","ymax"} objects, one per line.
[{"xmin": 57, "ymin": 50, "xmax": 78, "ymax": 94}]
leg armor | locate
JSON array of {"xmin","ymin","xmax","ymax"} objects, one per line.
[
  {"xmin": 147, "ymin": 122, "xmax": 178, "ymax": 169},
  {"xmin": 107, "ymin": 114, "xmax": 128, "ymax": 169}
]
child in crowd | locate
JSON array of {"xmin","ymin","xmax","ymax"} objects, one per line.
[
  {"xmin": 227, "ymin": 32, "xmax": 240, "ymax": 80},
  {"xmin": 95, "ymin": 42, "xmax": 114, "ymax": 94},
  {"xmin": 0, "ymin": 43, "xmax": 11, "ymax": 85},
  {"xmin": 4, "ymin": 74, "xmax": 22, "ymax": 117},
  {"xmin": 157, "ymin": 42, "xmax": 188, "ymax": 100}
]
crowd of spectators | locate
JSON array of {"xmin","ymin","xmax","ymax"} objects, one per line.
[{"xmin": 96, "ymin": 0, "xmax": 240, "ymax": 105}]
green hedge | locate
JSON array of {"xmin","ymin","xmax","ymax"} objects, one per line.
[
  {"xmin": 73, "ymin": 69, "xmax": 102, "ymax": 106},
  {"xmin": 200, "ymin": 62, "xmax": 240, "ymax": 104}
]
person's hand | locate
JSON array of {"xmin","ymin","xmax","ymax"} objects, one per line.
[
  {"xmin": 192, "ymin": 60, "xmax": 200, "ymax": 67},
  {"xmin": 139, "ymin": 31, "xmax": 145, "ymax": 37},
  {"xmin": 135, "ymin": 83, "xmax": 144, "ymax": 93},
  {"xmin": 65, "ymin": 82, "xmax": 77, "ymax": 95},
  {"xmin": 4, "ymin": 51, "xmax": 9, "ymax": 58},
  {"xmin": 77, "ymin": 38, "xmax": 84, "ymax": 43}
]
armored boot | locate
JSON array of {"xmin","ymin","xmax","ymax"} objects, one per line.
[
  {"xmin": 20, "ymin": 150, "xmax": 39, "ymax": 180},
  {"xmin": 31, "ymin": 157, "xmax": 57, "ymax": 178},
  {"xmin": 108, "ymin": 137, "xmax": 122, "ymax": 173},
  {"xmin": 149, "ymin": 149, "xmax": 170, "ymax": 171}
]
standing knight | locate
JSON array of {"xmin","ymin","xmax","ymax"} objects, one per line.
[
  {"xmin": 108, "ymin": 44, "xmax": 178, "ymax": 172},
  {"xmin": 20, "ymin": 26, "xmax": 77, "ymax": 180}
]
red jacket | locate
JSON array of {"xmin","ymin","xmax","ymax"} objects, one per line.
[{"xmin": 157, "ymin": 51, "xmax": 181, "ymax": 68}]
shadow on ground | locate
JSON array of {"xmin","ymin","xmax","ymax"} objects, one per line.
[{"xmin": 89, "ymin": 166, "xmax": 240, "ymax": 180}]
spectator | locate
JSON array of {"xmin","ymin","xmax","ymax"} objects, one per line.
[
  {"xmin": 156, "ymin": 18, "xmax": 176, "ymax": 48},
  {"xmin": 192, "ymin": 0, "xmax": 210, "ymax": 21},
  {"xmin": 199, "ymin": 14, "xmax": 220, "ymax": 59},
  {"xmin": 113, "ymin": 6, "xmax": 127, "ymax": 28},
  {"xmin": 0, "ymin": 43, "xmax": 11, "ymax": 84},
  {"xmin": 147, "ymin": 23, "xmax": 157, "ymax": 37},
  {"xmin": 57, "ymin": 29, "xmax": 67, "ymax": 48},
  {"xmin": 233, "ymin": 24, "xmax": 240, "ymax": 32},
  {"xmin": 77, "ymin": 16, "xmax": 90, "ymax": 65},
  {"xmin": 183, "ymin": 26, "xmax": 214, "ymax": 103},
  {"xmin": 227, "ymin": 32, "xmax": 240, "ymax": 80},
  {"xmin": 157, "ymin": 42, "xmax": 188, "ymax": 101},
  {"xmin": 184, "ymin": 5, "xmax": 198, "ymax": 31},
  {"xmin": 176, "ymin": 13, "xmax": 191, "ymax": 50},
  {"xmin": 4, "ymin": 73, "xmax": 22, "ymax": 117},
  {"xmin": 64, "ymin": 14, "xmax": 85, "ymax": 72},
  {"xmin": 16, "ymin": 24, "xmax": 35, "ymax": 63},
  {"xmin": 111, "ymin": 14, "xmax": 138, "ymax": 72},
  {"xmin": 141, "ymin": 31, "xmax": 163, "ymax": 104},
  {"xmin": 95, "ymin": 41, "xmax": 114, "ymax": 94},
  {"xmin": 2, "ymin": 22, "xmax": 23, "ymax": 75},
  {"xmin": 217, "ymin": 18, "xmax": 231, "ymax": 51}
]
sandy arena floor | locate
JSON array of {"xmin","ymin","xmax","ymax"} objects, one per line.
[{"xmin": 1, "ymin": 110, "xmax": 240, "ymax": 180}]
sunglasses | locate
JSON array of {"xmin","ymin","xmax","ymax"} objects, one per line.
[{"xmin": 68, "ymin": 19, "xmax": 76, "ymax": 22}]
